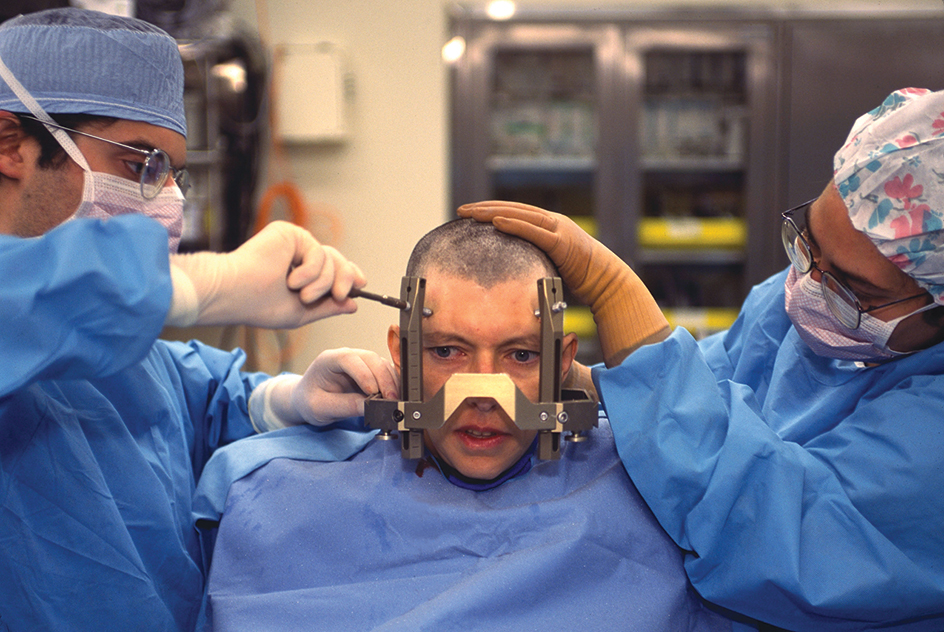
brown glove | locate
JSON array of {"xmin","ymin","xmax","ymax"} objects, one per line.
[{"xmin": 458, "ymin": 201, "xmax": 670, "ymax": 366}]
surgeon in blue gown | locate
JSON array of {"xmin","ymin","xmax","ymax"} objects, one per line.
[
  {"xmin": 197, "ymin": 219, "xmax": 731, "ymax": 632},
  {"xmin": 0, "ymin": 9, "xmax": 383, "ymax": 632},
  {"xmin": 460, "ymin": 88, "xmax": 944, "ymax": 631}
]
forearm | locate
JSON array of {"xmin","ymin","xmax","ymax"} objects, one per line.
[
  {"xmin": 592, "ymin": 272, "xmax": 670, "ymax": 366},
  {"xmin": 248, "ymin": 374, "xmax": 304, "ymax": 432},
  {"xmin": 0, "ymin": 216, "xmax": 170, "ymax": 396}
]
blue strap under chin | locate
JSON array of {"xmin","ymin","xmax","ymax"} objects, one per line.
[{"xmin": 429, "ymin": 442, "xmax": 536, "ymax": 492}]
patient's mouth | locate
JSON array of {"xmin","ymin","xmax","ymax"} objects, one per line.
[{"xmin": 456, "ymin": 426, "xmax": 506, "ymax": 449}]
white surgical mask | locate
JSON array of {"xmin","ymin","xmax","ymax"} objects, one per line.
[
  {"xmin": 784, "ymin": 267, "xmax": 937, "ymax": 362},
  {"xmin": 69, "ymin": 167, "xmax": 185, "ymax": 253}
]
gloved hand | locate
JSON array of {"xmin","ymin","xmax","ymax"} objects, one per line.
[
  {"xmin": 458, "ymin": 201, "xmax": 670, "ymax": 366},
  {"xmin": 250, "ymin": 348, "xmax": 399, "ymax": 431},
  {"xmin": 166, "ymin": 220, "xmax": 365, "ymax": 328}
]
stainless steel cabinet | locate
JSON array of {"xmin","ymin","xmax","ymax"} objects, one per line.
[
  {"xmin": 623, "ymin": 24, "xmax": 776, "ymax": 337},
  {"xmin": 450, "ymin": 13, "xmax": 776, "ymax": 353},
  {"xmin": 450, "ymin": 9, "xmax": 944, "ymax": 353}
]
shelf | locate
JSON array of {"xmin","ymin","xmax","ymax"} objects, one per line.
[
  {"xmin": 641, "ymin": 156, "xmax": 744, "ymax": 172},
  {"xmin": 636, "ymin": 249, "xmax": 745, "ymax": 265},
  {"xmin": 637, "ymin": 217, "xmax": 746, "ymax": 250},
  {"xmin": 487, "ymin": 155, "xmax": 596, "ymax": 172}
]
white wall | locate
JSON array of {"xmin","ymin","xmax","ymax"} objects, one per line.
[
  {"xmin": 226, "ymin": 0, "xmax": 450, "ymax": 370},
  {"xmin": 225, "ymin": 0, "xmax": 940, "ymax": 372}
]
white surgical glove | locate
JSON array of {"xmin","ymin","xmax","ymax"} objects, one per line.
[
  {"xmin": 249, "ymin": 348, "xmax": 399, "ymax": 432},
  {"xmin": 166, "ymin": 220, "xmax": 365, "ymax": 328}
]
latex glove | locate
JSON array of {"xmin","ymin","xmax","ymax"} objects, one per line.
[
  {"xmin": 249, "ymin": 348, "xmax": 399, "ymax": 432},
  {"xmin": 458, "ymin": 201, "xmax": 670, "ymax": 366},
  {"xmin": 166, "ymin": 221, "xmax": 365, "ymax": 328}
]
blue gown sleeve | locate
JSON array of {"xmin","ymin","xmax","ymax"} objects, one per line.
[
  {"xmin": 595, "ymin": 272, "xmax": 944, "ymax": 631},
  {"xmin": 0, "ymin": 216, "xmax": 171, "ymax": 398},
  {"xmin": 152, "ymin": 339, "xmax": 271, "ymax": 480}
]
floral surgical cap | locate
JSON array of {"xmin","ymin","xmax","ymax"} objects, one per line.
[{"xmin": 834, "ymin": 87, "xmax": 944, "ymax": 304}]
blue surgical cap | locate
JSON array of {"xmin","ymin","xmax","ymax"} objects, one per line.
[{"xmin": 0, "ymin": 8, "xmax": 186, "ymax": 136}]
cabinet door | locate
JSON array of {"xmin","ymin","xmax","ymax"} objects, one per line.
[
  {"xmin": 624, "ymin": 25, "xmax": 775, "ymax": 337},
  {"xmin": 452, "ymin": 23, "xmax": 622, "ymax": 361}
]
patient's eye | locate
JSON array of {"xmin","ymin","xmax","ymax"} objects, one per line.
[
  {"xmin": 430, "ymin": 346, "xmax": 457, "ymax": 359},
  {"xmin": 511, "ymin": 349, "xmax": 539, "ymax": 364}
]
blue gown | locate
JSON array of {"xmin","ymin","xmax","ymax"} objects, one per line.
[
  {"xmin": 199, "ymin": 417, "xmax": 732, "ymax": 632},
  {"xmin": 0, "ymin": 217, "xmax": 269, "ymax": 632},
  {"xmin": 596, "ymin": 268, "xmax": 944, "ymax": 631}
]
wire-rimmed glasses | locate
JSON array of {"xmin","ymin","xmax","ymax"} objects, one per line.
[
  {"xmin": 19, "ymin": 114, "xmax": 190, "ymax": 199},
  {"xmin": 781, "ymin": 199, "xmax": 926, "ymax": 329}
]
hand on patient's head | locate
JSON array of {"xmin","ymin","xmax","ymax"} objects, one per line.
[
  {"xmin": 457, "ymin": 201, "xmax": 595, "ymax": 293},
  {"xmin": 458, "ymin": 201, "xmax": 670, "ymax": 365}
]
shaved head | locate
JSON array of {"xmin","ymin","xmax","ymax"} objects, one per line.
[{"xmin": 406, "ymin": 218, "xmax": 556, "ymax": 286}]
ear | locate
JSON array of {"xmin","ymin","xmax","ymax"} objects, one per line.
[
  {"xmin": 387, "ymin": 325, "xmax": 402, "ymax": 373},
  {"xmin": 0, "ymin": 112, "xmax": 30, "ymax": 180},
  {"xmin": 559, "ymin": 332, "xmax": 579, "ymax": 382}
]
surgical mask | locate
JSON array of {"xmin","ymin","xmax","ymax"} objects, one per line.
[
  {"xmin": 70, "ymin": 166, "xmax": 185, "ymax": 253},
  {"xmin": 784, "ymin": 267, "xmax": 937, "ymax": 362}
]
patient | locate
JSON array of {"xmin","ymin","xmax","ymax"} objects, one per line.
[{"xmin": 196, "ymin": 219, "xmax": 730, "ymax": 631}]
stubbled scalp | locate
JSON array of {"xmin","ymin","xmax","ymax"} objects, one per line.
[{"xmin": 406, "ymin": 218, "xmax": 557, "ymax": 287}]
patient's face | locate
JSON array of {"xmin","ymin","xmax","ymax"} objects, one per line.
[{"xmin": 387, "ymin": 267, "xmax": 575, "ymax": 481}]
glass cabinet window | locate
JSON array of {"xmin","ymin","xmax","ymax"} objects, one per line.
[
  {"xmin": 451, "ymin": 18, "xmax": 771, "ymax": 346},
  {"xmin": 642, "ymin": 50, "xmax": 746, "ymax": 162},
  {"xmin": 486, "ymin": 49, "xmax": 599, "ymax": 230},
  {"xmin": 490, "ymin": 50, "xmax": 596, "ymax": 160},
  {"xmin": 635, "ymin": 48, "xmax": 751, "ymax": 335}
]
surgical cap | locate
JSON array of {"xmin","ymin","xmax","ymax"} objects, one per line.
[
  {"xmin": 0, "ymin": 8, "xmax": 186, "ymax": 136},
  {"xmin": 834, "ymin": 88, "xmax": 944, "ymax": 304}
]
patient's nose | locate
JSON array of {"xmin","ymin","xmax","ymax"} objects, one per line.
[{"xmin": 466, "ymin": 397, "xmax": 498, "ymax": 412}]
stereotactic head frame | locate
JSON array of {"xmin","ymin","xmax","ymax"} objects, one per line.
[{"xmin": 364, "ymin": 276, "xmax": 598, "ymax": 460}]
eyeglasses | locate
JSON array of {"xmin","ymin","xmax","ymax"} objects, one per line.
[
  {"xmin": 781, "ymin": 198, "xmax": 927, "ymax": 329},
  {"xmin": 19, "ymin": 114, "xmax": 190, "ymax": 199}
]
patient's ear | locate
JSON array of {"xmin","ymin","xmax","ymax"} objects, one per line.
[
  {"xmin": 560, "ymin": 332, "xmax": 578, "ymax": 380},
  {"xmin": 387, "ymin": 325, "xmax": 402, "ymax": 373}
]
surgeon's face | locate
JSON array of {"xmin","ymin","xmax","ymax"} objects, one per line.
[
  {"xmin": 805, "ymin": 183, "xmax": 942, "ymax": 352},
  {"xmin": 387, "ymin": 266, "xmax": 577, "ymax": 481},
  {"xmin": 0, "ymin": 115, "xmax": 185, "ymax": 237}
]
